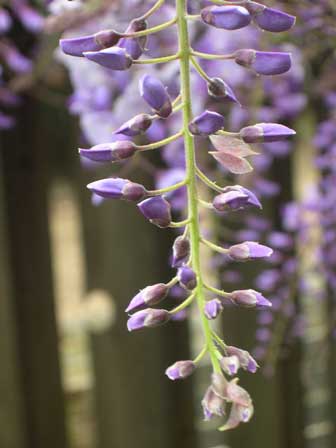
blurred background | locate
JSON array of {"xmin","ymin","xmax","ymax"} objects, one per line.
[{"xmin": 0, "ymin": 0, "xmax": 336, "ymax": 447}]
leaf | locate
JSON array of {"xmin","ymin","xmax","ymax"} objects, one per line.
[
  {"xmin": 210, "ymin": 151, "xmax": 253, "ymax": 175},
  {"xmin": 210, "ymin": 135, "xmax": 258, "ymax": 157}
]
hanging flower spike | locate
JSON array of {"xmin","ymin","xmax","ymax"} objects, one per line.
[
  {"xmin": 201, "ymin": 5, "xmax": 252, "ymax": 30},
  {"xmin": 127, "ymin": 308, "xmax": 171, "ymax": 331},
  {"xmin": 213, "ymin": 186, "xmax": 262, "ymax": 212},
  {"xmin": 204, "ymin": 299, "xmax": 223, "ymax": 320},
  {"xmin": 240, "ymin": 123, "xmax": 296, "ymax": 143},
  {"xmin": 246, "ymin": 2, "xmax": 296, "ymax": 33},
  {"xmin": 228, "ymin": 242, "xmax": 273, "ymax": 261},
  {"xmin": 140, "ymin": 74, "xmax": 172, "ymax": 118},
  {"xmin": 60, "ymin": 30, "xmax": 122, "ymax": 57},
  {"xmin": 115, "ymin": 113, "xmax": 153, "ymax": 136},
  {"xmin": 229, "ymin": 289, "xmax": 272, "ymax": 308},
  {"xmin": 83, "ymin": 47, "xmax": 133, "ymax": 70},
  {"xmin": 165, "ymin": 360, "xmax": 196, "ymax": 380},
  {"xmin": 79, "ymin": 141, "xmax": 137, "ymax": 163},
  {"xmin": 125, "ymin": 283, "xmax": 169, "ymax": 313},
  {"xmin": 63, "ymin": 0, "xmax": 297, "ymax": 433},
  {"xmin": 234, "ymin": 49, "xmax": 292, "ymax": 75},
  {"xmin": 87, "ymin": 178, "xmax": 147, "ymax": 201},
  {"xmin": 138, "ymin": 196, "xmax": 172, "ymax": 228},
  {"xmin": 189, "ymin": 110, "xmax": 224, "ymax": 136}
]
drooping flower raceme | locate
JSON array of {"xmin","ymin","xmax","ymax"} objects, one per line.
[{"xmin": 61, "ymin": 0, "xmax": 296, "ymax": 431}]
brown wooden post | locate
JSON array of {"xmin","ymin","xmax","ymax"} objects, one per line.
[{"xmin": 1, "ymin": 98, "xmax": 68, "ymax": 448}]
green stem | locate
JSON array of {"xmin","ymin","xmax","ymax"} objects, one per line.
[
  {"xmin": 124, "ymin": 17, "xmax": 177, "ymax": 38},
  {"xmin": 176, "ymin": 0, "xmax": 221, "ymax": 373},
  {"xmin": 191, "ymin": 50, "xmax": 234, "ymax": 60},
  {"xmin": 133, "ymin": 53, "xmax": 180, "ymax": 64},
  {"xmin": 196, "ymin": 166, "xmax": 224, "ymax": 193},
  {"xmin": 201, "ymin": 238, "xmax": 228, "ymax": 254},
  {"xmin": 139, "ymin": 131, "xmax": 183, "ymax": 151},
  {"xmin": 170, "ymin": 291, "xmax": 196, "ymax": 314},
  {"xmin": 147, "ymin": 179, "xmax": 187, "ymax": 196}
]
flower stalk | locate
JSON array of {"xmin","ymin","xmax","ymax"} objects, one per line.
[{"xmin": 177, "ymin": 0, "xmax": 221, "ymax": 373}]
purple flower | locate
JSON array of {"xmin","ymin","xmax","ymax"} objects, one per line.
[
  {"xmin": 204, "ymin": 299, "xmax": 223, "ymax": 319},
  {"xmin": 240, "ymin": 123, "xmax": 296, "ymax": 143},
  {"xmin": 165, "ymin": 360, "xmax": 196, "ymax": 380},
  {"xmin": 213, "ymin": 185, "xmax": 261, "ymax": 212},
  {"xmin": 201, "ymin": 5, "xmax": 251, "ymax": 30},
  {"xmin": 178, "ymin": 266, "xmax": 197, "ymax": 290},
  {"xmin": 247, "ymin": 3, "xmax": 296, "ymax": 33},
  {"xmin": 189, "ymin": 110, "xmax": 224, "ymax": 136},
  {"xmin": 202, "ymin": 386, "xmax": 226, "ymax": 420},
  {"xmin": 125, "ymin": 283, "xmax": 169, "ymax": 313},
  {"xmin": 220, "ymin": 355, "xmax": 240, "ymax": 376},
  {"xmin": 234, "ymin": 49, "xmax": 292, "ymax": 75},
  {"xmin": 127, "ymin": 308, "xmax": 170, "ymax": 331},
  {"xmin": 60, "ymin": 30, "xmax": 122, "ymax": 57},
  {"xmin": 79, "ymin": 141, "xmax": 137, "ymax": 163},
  {"xmin": 228, "ymin": 241, "xmax": 273, "ymax": 261},
  {"xmin": 207, "ymin": 77, "xmax": 240, "ymax": 104},
  {"xmin": 0, "ymin": 9, "xmax": 12, "ymax": 33},
  {"xmin": 172, "ymin": 235, "xmax": 190, "ymax": 268},
  {"xmin": 87, "ymin": 178, "xmax": 147, "ymax": 201},
  {"xmin": 84, "ymin": 47, "xmax": 132, "ymax": 70},
  {"xmin": 139, "ymin": 74, "xmax": 172, "ymax": 118},
  {"xmin": 115, "ymin": 113, "xmax": 153, "ymax": 136},
  {"xmin": 119, "ymin": 18, "xmax": 147, "ymax": 60},
  {"xmin": 226, "ymin": 346, "xmax": 258, "ymax": 373},
  {"xmin": 229, "ymin": 289, "xmax": 272, "ymax": 307},
  {"xmin": 138, "ymin": 196, "xmax": 172, "ymax": 228}
]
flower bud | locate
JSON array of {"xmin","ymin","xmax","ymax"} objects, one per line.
[
  {"xmin": 202, "ymin": 386, "xmax": 226, "ymax": 420},
  {"xmin": 165, "ymin": 360, "xmax": 196, "ymax": 380},
  {"xmin": 189, "ymin": 110, "xmax": 224, "ymax": 136},
  {"xmin": 119, "ymin": 18, "xmax": 147, "ymax": 60},
  {"xmin": 115, "ymin": 113, "xmax": 153, "ymax": 136},
  {"xmin": 246, "ymin": 2, "xmax": 296, "ymax": 33},
  {"xmin": 125, "ymin": 283, "xmax": 169, "ymax": 313},
  {"xmin": 139, "ymin": 75, "xmax": 172, "ymax": 118},
  {"xmin": 226, "ymin": 346, "xmax": 258, "ymax": 373},
  {"xmin": 240, "ymin": 123, "xmax": 296, "ymax": 143},
  {"xmin": 225, "ymin": 379, "xmax": 252, "ymax": 406},
  {"xmin": 213, "ymin": 185, "xmax": 261, "ymax": 212},
  {"xmin": 84, "ymin": 47, "xmax": 132, "ymax": 70},
  {"xmin": 201, "ymin": 5, "xmax": 251, "ymax": 30},
  {"xmin": 138, "ymin": 196, "xmax": 172, "ymax": 228},
  {"xmin": 127, "ymin": 308, "xmax": 170, "ymax": 331},
  {"xmin": 79, "ymin": 141, "xmax": 137, "ymax": 163},
  {"xmin": 234, "ymin": 49, "xmax": 291, "ymax": 75},
  {"xmin": 220, "ymin": 355, "xmax": 240, "ymax": 376},
  {"xmin": 228, "ymin": 242, "xmax": 273, "ymax": 261},
  {"xmin": 178, "ymin": 266, "xmax": 197, "ymax": 290},
  {"xmin": 172, "ymin": 235, "xmax": 190, "ymax": 268},
  {"xmin": 229, "ymin": 289, "xmax": 271, "ymax": 307},
  {"xmin": 204, "ymin": 299, "xmax": 223, "ymax": 320},
  {"xmin": 219, "ymin": 402, "xmax": 254, "ymax": 431},
  {"xmin": 87, "ymin": 177, "xmax": 147, "ymax": 201},
  {"xmin": 61, "ymin": 30, "xmax": 122, "ymax": 57},
  {"xmin": 207, "ymin": 77, "xmax": 239, "ymax": 104}
]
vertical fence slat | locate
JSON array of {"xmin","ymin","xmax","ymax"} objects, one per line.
[{"xmin": 1, "ymin": 98, "xmax": 68, "ymax": 448}]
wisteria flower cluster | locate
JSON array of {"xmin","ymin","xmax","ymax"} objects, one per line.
[
  {"xmin": 60, "ymin": 0, "xmax": 296, "ymax": 430},
  {"xmin": 0, "ymin": 0, "xmax": 44, "ymax": 129}
]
